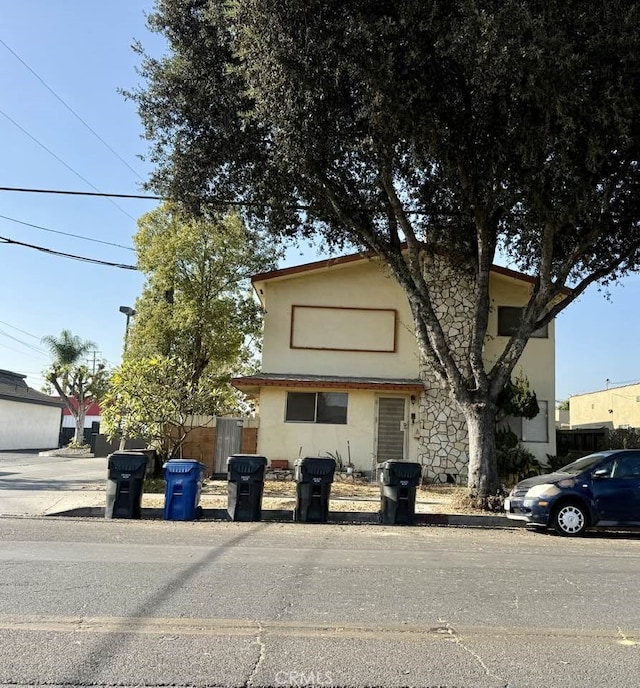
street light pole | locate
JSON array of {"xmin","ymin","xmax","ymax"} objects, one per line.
[{"xmin": 119, "ymin": 305, "xmax": 136, "ymax": 349}]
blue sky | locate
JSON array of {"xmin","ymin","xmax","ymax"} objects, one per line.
[{"xmin": 1, "ymin": 1, "xmax": 637, "ymax": 401}]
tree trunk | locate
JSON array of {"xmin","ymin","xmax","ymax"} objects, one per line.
[
  {"xmin": 463, "ymin": 401, "xmax": 500, "ymax": 497},
  {"xmin": 74, "ymin": 406, "xmax": 86, "ymax": 445}
]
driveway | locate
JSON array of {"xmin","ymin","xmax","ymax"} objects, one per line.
[{"xmin": 0, "ymin": 451, "xmax": 106, "ymax": 516}]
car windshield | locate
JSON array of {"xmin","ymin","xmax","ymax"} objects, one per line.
[{"xmin": 558, "ymin": 454, "xmax": 606, "ymax": 475}]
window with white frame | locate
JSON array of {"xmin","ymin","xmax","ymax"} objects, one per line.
[
  {"xmin": 503, "ymin": 400, "xmax": 549, "ymax": 443},
  {"xmin": 285, "ymin": 392, "xmax": 348, "ymax": 424}
]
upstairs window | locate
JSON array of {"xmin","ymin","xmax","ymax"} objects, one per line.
[
  {"xmin": 285, "ymin": 392, "xmax": 348, "ymax": 424},
  {"xmin": 498, "ymin": 306, "xmax": 548, "ymax": 338}
]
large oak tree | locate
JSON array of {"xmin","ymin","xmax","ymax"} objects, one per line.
[{"xmin": 130, "ymin": 0, "xmax": 640, "ymax": 496}]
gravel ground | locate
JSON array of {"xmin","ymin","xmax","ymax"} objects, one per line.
[{"xmin": 139, "ymin": 480, "xmax": 486, "ymax": 515}]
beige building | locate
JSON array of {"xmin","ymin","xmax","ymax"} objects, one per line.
[
  {"xmin": 570, "ymin": 383, "xmax": 640, "ymax": 430},
  {"xmin": 233, "ymin": 252, "xmax": 556, "ymax": 482}
]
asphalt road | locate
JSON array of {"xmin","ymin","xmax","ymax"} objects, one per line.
[
  {"xmin": 0, "ymin": 451, "xmax": 106, "ymax": 515},
  {"xmin": 1, "ymin": 517, "xmax": 639, "ymax": 688}
]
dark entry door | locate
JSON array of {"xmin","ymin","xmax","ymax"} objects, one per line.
[{"xmin": 376, "ymin": 397, "xmax": 406, "ymax": 462}]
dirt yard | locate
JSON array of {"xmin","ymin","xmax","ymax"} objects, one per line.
[{"xmin": 141, "ymin": 478, "xmax": 483, "ymax": 514}]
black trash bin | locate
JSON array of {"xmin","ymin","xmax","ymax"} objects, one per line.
[
  {"xmin": 105, "ymin": 451, "xmax": 149, "ymax": 519},
  {"xmin": 379, "ymin": 460, "xmax": 422, "ymax": 525},
  {"xmin": 227, "ymin": 454, "xmax": 268, "ymax": 521},
  {"xmin": 294, "ymin": 457, "xmax": 336, "ymax": 523}
]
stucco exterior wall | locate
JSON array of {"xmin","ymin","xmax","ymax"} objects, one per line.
[
  {"xmin": 256, "ymin": 387, "xmax": 420, "ymax": 472},
  {"xmin": 570, "ymin": 383, "xmax": 640, "ymax": 429},
  {"xmin": 255, "ymin": 256, "xmax": 556, "ymax": 477},
  {"xmin": 485, "ymin": 273, "xmax": 557, "ymax": 463},
  {"xmin": 0, "ymin": 399, "xmax": 61, "ymax": 450},
  {"xmin": 260, "ymin": 260, "xmax": 419, "ymax": 378}
]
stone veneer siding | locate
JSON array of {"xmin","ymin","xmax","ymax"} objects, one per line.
[{"xmin": 417, "ymin": 255, "xmax": 476, "ymax": 484}]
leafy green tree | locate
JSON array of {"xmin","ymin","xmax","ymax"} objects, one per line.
[
  {"xmin": 126, "ymin": 204, "xmax": 278, "ymax": 385},
  {"xmin": 105, "ymin": 205, "xmax": 276, "ymax": 465},
  {"xmin": 130, "ymin": 1, "xmax": 640, "ymax": 497},
  {"xmin": 102, "ymin": 356, "xmax": 240, "ymax": 474},
  {"xmin": 558, "ymin": 400, "xmax": 570, "ymax": 412},
  {"xmin": 42, "ymin": 330, "xmax": 108, "ymax": 446}
]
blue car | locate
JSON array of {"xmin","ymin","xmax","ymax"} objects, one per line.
[{"xmin": 505, "ymin": 449, "xmax": 640, "ymax": 536}]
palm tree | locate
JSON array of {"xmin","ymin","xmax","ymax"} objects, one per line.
[
  {"xmin": 41, "ymin": 329, "xmax": 96, "ymax": 367},
  {"xmin": 42, "ymin": 330, "xmax": 100, "ymax": 446}
]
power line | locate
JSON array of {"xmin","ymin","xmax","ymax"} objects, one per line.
[
  {"xmin": 0, "ymin": 327, "xmax": 48, "ymax": 356},
  {"xmin": 0, "ymin": 235, "xmax": 138, "ymax": 270},
  {"xmin": 0, "ymin": 213, "xmax": 135, "ymax": 252},
  {"xmin": 0, "ymin": 37, "xmax": 145, "ymax": 182},
  {"xmin": 0, "ymin": 186, "xmax": 308, "ymax": 209},
  {"xmin": 0, "ymin": 319, "xmax": 42, "ymax": 340},
  {"xmin": 0, "ymin": 110, "xmax": 137, "ymax": 222}
]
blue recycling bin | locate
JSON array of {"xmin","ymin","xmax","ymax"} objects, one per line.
[{"xmin": 163, "ymin": 459, "xmax": 207, "ymax": 521}]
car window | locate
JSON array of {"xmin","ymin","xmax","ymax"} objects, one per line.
[
  {"xmin": 611, "ymin": 454, "xmax": 640, "ymax": 479},
  {"xmin": 559, "ymin": 454, "xmax": 607, "ymax": 475}
]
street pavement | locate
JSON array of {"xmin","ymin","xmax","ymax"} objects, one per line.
[
  {"xmin": 0, "ymin": 450, "xmax": 106, "ymax": 516},
  {"xmin": 1, "ymin": 518, "xmax": 640, "ymax": 687}
]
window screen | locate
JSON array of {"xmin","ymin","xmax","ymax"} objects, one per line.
[
  {"xmin": 285, "ymin": 392, "xmax": 348, "ymax": 424},
  {"xmin": 497, "ymin": 306, "xmax": 548, "ymax": 338}
]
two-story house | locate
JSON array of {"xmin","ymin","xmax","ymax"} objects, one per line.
[{"xmin": 232, "ymin": 252, "xmax": 556, "ymax": 482}]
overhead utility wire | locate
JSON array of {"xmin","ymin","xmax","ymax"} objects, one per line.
[
  {"xmin": 0, "ymin": 235, "xmax": 138, "ymax": 270},
  {"xmin": 0, "ymin": 37, "xmax": 145, "ymax": 182},
  {"xmin": 0, "ymin": 110, "xmax": 137, "ymax": 222},
  {"xmin": 0, "ymin": 327, "xmax": 48, "ymax": 356},
  {"xmin": 0, "ymin": 186, "xmax": 446, "ymax": 216},
  {"xmin": 0, "ymin": 319, "xmax": 42, "ymax": 341},
  {"xmin": 0, "ymin": 213, "xmax": 135, "ymax": 252}
]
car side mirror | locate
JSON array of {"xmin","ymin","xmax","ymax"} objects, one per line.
[{"xmin": 593, "ymin": 468, "xmax": 610, "ymax": 479}]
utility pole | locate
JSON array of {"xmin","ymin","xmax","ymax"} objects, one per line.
[{"xmin": 85, "ymin": 350, "xmax": 101, "ymax": 374}]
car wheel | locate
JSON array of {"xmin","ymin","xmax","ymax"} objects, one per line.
[{"xmin": 553, "ymin": 502, "xmax": 587, "ymax": 537}]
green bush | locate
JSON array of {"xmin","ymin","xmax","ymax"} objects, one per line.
[
  {"xmin": 544, "ymin": 454, "xmax": 569, "ymax": 472},
  {"xmin": 496, "ymin": 428, "xmax": 541, "ymax": 485},
  {"xmin": 608, "ymin": 427, "xmax": 640, "ymax": 449}
]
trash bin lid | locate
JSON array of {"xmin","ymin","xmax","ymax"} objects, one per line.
[
  {"xmin": 163, "ymin": 459, "xmax": 206, "ymax": 474},
  {"xmin": 382, "ymin": 460, "xmax": 422, "ymax": 480},
  {"xmin": 227, "ymin": 455, "xmax": 268, "ymax": 470},
  {"xmin": 107, "ymin": 451, "xmax": 148, "ymax": 472}
]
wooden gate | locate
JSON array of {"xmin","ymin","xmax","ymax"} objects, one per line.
[{"xmin": 214, "ymin": 417, "xmax": 244, "ymax": 473}]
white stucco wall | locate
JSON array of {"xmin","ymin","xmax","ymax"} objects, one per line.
[
  {"xmin": 0, "ymin": 399, "xmax": 62, "ymax": 450},
  {"xmin": 256, "ymin": 387, "xmax": 420, "ymax": 472}
]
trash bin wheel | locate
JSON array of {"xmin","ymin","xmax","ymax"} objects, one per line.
[{"xmin": 195, "ymin": 505, "xmax": 203, "ymax": 520}]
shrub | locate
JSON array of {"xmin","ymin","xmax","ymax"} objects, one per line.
[{"xmin": 496, "ymin": 427, "xmax": 541, "ymax": 485}]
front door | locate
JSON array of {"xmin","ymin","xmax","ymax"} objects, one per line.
[{"xmin": 376, "ymin": 397, "xmax": 407, "ymax": 462}]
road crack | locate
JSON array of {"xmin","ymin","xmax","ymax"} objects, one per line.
[
  {"xmin": 444, "ymin": 622, "xmax": 506, "ymax": 684},
  {"xmin": 246, "ymin": 621, "xmax": 267, "ymax": 686}
]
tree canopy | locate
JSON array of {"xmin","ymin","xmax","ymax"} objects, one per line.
[
  {"xmin": 131, "ymin": 0, "xmax": 640, "ymax": 496},
  {"xmin": 105, "ymin": 205, "xmax": 278, "ymax": 461},
  {"xmin": 126, "ymin": 203, "xmax": 278, "ymax": 387}
]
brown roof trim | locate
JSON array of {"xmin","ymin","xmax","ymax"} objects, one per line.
[
  {"xmin": 252, "ymin": 249, "xmax": 570, "ymax": 293},
  {"xmin": 232, "ymin": 376, "xmax": 424, "ymax": 392},
  {"xmin": 252, "ymin": 251, "xmax": 370, "ymax": 284}
]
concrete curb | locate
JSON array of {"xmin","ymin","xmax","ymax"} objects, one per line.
[{"xmin": 46, "ymin": 505, "xmax": 521, "ymax": 528}]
